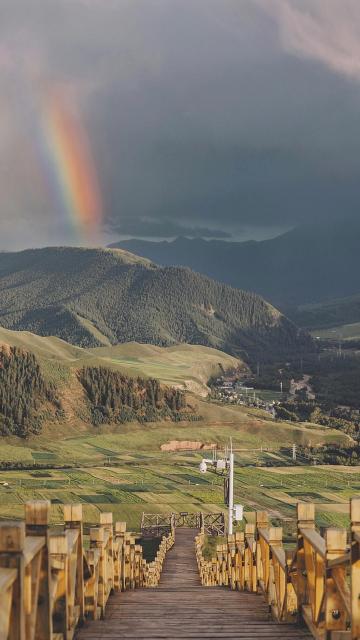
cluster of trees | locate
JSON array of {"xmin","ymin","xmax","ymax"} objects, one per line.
[
  {"xmin": 250, "ymin": 351, "xmax": 360, "ymax": 411},
  {"xmin": 78, "ymin": 366, "xmax": 197, "ymax": 425},
  {"xmin": 274, "ymin": 399, "xmax": 360, "ymax": 437},
  {"xmin": 308, "ymin": 406, "xmax": 360, "ymax": 437},
  {"xmin": 0, "ymin": 346, "xmax": 61, "ymax": 437},
  {"xmin": 309, "ymin": 356, "xmax": 360, "ymax": 408},
  {"xmin": 250, "ymin": 362, "xmax": 298, "ymax": 392},
  {"xmin": 0, "ymin": 341, "xmax": 199, "ymax": 439},
  {"xmin": 297, "ymin": 444, "xmax": 360, "ymax": 466},
  {"xmin": 0, "ymin": 461, "xmax": 74, "ymax": 470},
  {"xmin": 258, "ymin": 351, "xmax": 360, "ymax": 440}
]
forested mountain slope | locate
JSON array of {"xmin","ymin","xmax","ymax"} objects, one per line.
[
  {"xmin": 112, "ymin": 220, "xmax": 360, "ymax": 310},
  {"xmin": 0, "ymin": 247, "xmax": 312, "ymax": 361},
  {"xmin": 292, "ymin": 294, "xmax": 360, "ymax": 331}
]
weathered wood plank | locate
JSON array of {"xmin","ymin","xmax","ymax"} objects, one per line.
[{"xmin": 77, "ymin": 529, "xmax": 312, "ymax": 640}]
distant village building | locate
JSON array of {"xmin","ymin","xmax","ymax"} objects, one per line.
[{"xmin": 220, "ymin": 381, "xmax": 233, "ymax": 389}]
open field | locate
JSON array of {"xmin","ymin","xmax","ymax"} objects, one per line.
[
  {"xmin": 311, "ymin": 322, "xmax": 360, "ymax": 341},
  {"xmin": 0, "ymin": 398, "xmax": 355, "ymax": 531},
  {"xmin": 0, "ymin": 456, "xmax": 356, "ymax": 530}
]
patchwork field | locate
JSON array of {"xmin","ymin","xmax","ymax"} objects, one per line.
[
  {"xmin": 0, "ymin": 399, "xmax": 356, "ymax": 531},
  {"xmin": 0, "ymin": 456, "xmax": 356, "ymax": 530},
  {"xmin": 0, "ymin": 328, "xmax": 355, "ymax": 532}
]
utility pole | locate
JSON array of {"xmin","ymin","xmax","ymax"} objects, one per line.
[
  {"xmin": 199, "ymin": 438, "xmax": 238, "ymax": 535},
  {"xmin": 292, "ymin": 443, "xmax": 297, "ymax": 462}
]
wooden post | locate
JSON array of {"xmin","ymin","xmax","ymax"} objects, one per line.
[
  {"xmin": 325, "ymin": 528, "xmax": 348, "ymax": 636},
  {"xmin": 49, "ymin": 532, "xmax": 69, "ymax": 638},
  {"xmin": 25, "ymin": 500, "xmax": 52, "ymax": 640},
  {"xmin": 256, "ymin": 511, "xmax": 269, "ymax": 583},
  {"xmin": 244, "ymin": 523, "xmax": 257, "ymax": 592},
  {"xmin": 115, "ymin": 522, "xmax": 126, "ymax": 535},
  {"xmin": 135, "ymin": 545, "xmax": 142, "ymax": 587},
  {"xmin": 100, "ymin": 513, "xmax": 114, "ymax": 592},
  {"xmin": 84, "ymin": 549, "xmax": 100, "ymax": 621},
  {"xmin": 64, "ymin": 504, "xmax": 85, "ymax": 623},
  {"xmin": 90, "ymin": 527, "xmax": 107, "ymax": 617},
  {"xmin": 131, "ymin": 536, "xmax": 137, "ymax": 589},
  {"xmin": 227, "ymin": 534, "xmax": 236, "ymax": 590},
  {"xmin": 123, "ymin": 533, "xmax": 132, "ymax": 590},
  {"xmin": 296, "ymin": 502, "xmax": 315, "ymax": 610},
  {"xmin": 235, "ymin": 531, "xmax": 244, "ymax": 590},
  {"xmin": 351, "ymin": 497, "xmax": 360, "ymax": 639},
  {"xmin": 0, "ymin": 569, "xmax": 17, "ymax": 639},
  {"xmin": 266, "ymin": 527, "xmax": 282, "ymax": 596},
  {"xmin": 0, "ymin": 522, "xmax": 25, "ymax": 640},
  {"xmin": 115, "ymin": 522, "xmax": 126, "ymax": 591},
  {"xmin": 256, "ymin": 511, "xmax": 269, "ymax": 530}
]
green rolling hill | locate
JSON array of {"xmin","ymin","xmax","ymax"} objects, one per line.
[
  {"xmin": 0, "ymin": 326, "xmax": 243, "ymax": 437},
  {"xmin": 0, "ymin": 326, "xmax": 241, "ymax": 393}
]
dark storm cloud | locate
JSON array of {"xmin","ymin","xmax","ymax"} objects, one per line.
[
  {"xmin": 1, "ymin": 0, "xmax": 360, "ymax": 248},
  {"xmin": 109, "ymin": 218, "xmax": 231, "ymax": 239}
]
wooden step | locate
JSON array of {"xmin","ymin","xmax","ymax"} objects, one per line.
[{"xmin": 77, "ymin": 528, "xmax": 312, "ymax": 639}]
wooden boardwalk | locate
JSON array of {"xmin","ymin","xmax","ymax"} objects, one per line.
[{"xmin": 77, "ymin": 529, "xmax": 312, "ymax": 640}]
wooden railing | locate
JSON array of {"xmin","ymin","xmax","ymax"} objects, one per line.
[
  {"xmin": 143, "ymin": 532, "xmax": 175, "ymax": 587},
  {"xmin": 141, "ymin": 512, "xmax": 175, "ymax": 538},
  {"xmin": 0, "ymin": 500, "xmax": 174, "ymax": 639},
  {"xmin": 195, "ymin": 497, "xmax": 360, "ymax": 639},
  {"xmin": 140, "ymin": 511, "xmax": 225, "ymax": 536}
]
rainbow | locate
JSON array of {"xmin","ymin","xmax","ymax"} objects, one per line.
[{"xmin": 41, "ymin": 89, "xmax": 103, "ymax": 242}]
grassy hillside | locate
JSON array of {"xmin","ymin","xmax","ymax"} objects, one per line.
[
  {"xmin": 0, "ymin": 343, "xmax": 197, "ymax": 437},
  {"xmin": 0, "ymin": 329, "xmax": 347, "ymax": 452},
  {"xmin": 0, "ymin": 327, "xmax": 242, "ymax": 394},
  {"xmin": 0, "ymin": 397, "xmax": 349, "ymax": 461},
  {"xmin": 0, "ymin": 247, "xmax": 313, "ymax": 362},
  {"xmin": 0, "ymin": 327, "xmax": 246, "ymax": 436}
]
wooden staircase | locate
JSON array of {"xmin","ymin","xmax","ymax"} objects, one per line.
[
  {"xmin": 1, "ymin": 500, "xmax": 359, "ymax": 639},
  {"xmin": 77, "ymin": 528, "xmax": 311, "ymax": 639}
]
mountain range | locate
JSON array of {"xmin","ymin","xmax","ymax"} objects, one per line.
[
  {"xmin": 111, "ymin": 220, "xmax": 360, "ymax": 313},
  {"xmin": 0, "ymin": 246, "xmax": 312, "ymax": 362}
]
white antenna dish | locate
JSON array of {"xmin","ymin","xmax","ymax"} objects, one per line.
[{"xmin": 199, "ymin": 460, "xmax": 207, "ymax": 474}]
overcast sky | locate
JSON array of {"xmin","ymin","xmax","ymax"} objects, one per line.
[{"xmin": 1, "ymin": 0, "xmax": 360, "ymax": 249}]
